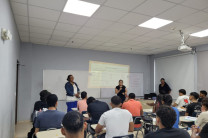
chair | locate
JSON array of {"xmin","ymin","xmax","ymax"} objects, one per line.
[
  {"xmin": 142, "ymin": 116, "xmax": 154, "ymax": 135},
  {"xmin": 133, "ymin": 116, "xmax": 143, "ymax": 138},
  {"xmin": 86, "ymin": 123, "xmax": 95, "ymax": 138},
  {"xmin": 113, "ymin": 134, "xmax": 134, "ymax": 138}
]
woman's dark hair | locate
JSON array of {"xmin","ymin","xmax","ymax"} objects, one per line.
[
  {"xmin": 156, "ymin": 105, "xmax": 176, "ymax": 129},
  {"xmin": 129, "ymin": 93, "xmax": 135, "ymax": 99},
  {"xmin": 62, "ymin": 111, "xmax": 84, "ymax": 134},
  {"xmin": 119, "ymin": 80, "xmax": 123, "ymax": 83},
  {"xmin": 111, "ymin": 96, "xmax": 121, "ymax": 106},
  {"xmin": 202, "ymin": 98, "xmax": 208, "ymax": 110},
  {"xmin": 160, "ymin": 78, "xmax": 165, "ymax": 81},
  {"xmin": 67, "ymin": 75, "xmax": 73, "ymax": 81},
  {"xmin": 46, "ymin": 94, "xmax": 58, "ymax": 107},
  {"xmin": 200, "ymin": 90, "xmax": 207, "ymax": 96},
  {"xmin": 81, "ymin": 91, "xmax": 87, "ymax": 99},
  {"xmin": 87, "ymin": 97, "xmax": 95, "ymax": 105},
  {"xmin": 190, "ymin": 92, "xmax": 199, "ymax": 100},
  {"xmin": 179, "ymin": 89, "xmax": 186, "ymax": 95},
  {"xmin": 162, "ymin": 94, "xmax": 172, "ymax": 106},
  {"xmin": 40, "ymin": 90, "xmax": 51, "ymax": 101}
]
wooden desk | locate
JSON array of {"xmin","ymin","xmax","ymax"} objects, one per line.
[
  {"xmin": 187, "ymin": 130, "xmax": 192, "ymax": 136},
  {"xmin": 91, "ymin": 124, "xmax": 133, "ymax": 136},
  {"xmin": 83, "ymin": 113, "xmax": 89, "ymax": 118},
  {"xmin": 143, "ymin": 109, "xmax": 153, "ymax": 113},
  {"xmin": 71, "ymin": 108, "xmax": 78, "ymax": 111},
  {"xmin": 177, "ymin": 108, "xmax": 186, "ymax": 112},
  {"xmin": 36, "ymin": 129, "xmax": 64, "ymax": 138},
  {"xmin": 180, "ymin": 116, "xmax": 197, "ymax": 123}
]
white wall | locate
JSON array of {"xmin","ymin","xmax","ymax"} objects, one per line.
[
  {"xmin": 18, "ymin": 43, "xmax": 151, "ymax": 121},
  {"xmin": 150, "ymin": 44, "xmax": 208, "ymax": 96},
  {"xmin": 0, "ymin": 0, "xmax": 20, "ymax": 138}
]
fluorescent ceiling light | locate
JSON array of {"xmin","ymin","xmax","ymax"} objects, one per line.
[
  {"xmin": 190, "ymin": 29, "xmax": 208, "ymax": 37},
  {"xmin": 63, "ymin": 0, "xmax": 100, "ymax": 17},
  {"xmin": 138, "ymin": 17, "xmax": 173, "ymax": 29}
]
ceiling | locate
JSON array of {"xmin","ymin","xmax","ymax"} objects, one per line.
[{"xmin": 10, "ymin": 0, "xmax": 208, "ymax": 55}]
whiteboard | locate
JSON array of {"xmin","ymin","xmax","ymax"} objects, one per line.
[
  {"xmin": 43, "ymin": 70, "xmax": 100, "ymax": 100},
  {"xmin": 89, "ymin": 61, "xmax": 130, "ymax": 88},
  {"xmin": 155, "ymin": 54, "xmax": 196, "ymax": 99},
  {"xmin": 43, "ymin": 70, "xmax": 143, "ymax": 100}
]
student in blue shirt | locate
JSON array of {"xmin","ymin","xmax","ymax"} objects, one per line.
[
  {"xmin": 65, "ymin": 75, "xmax": 80, "ymax": 112},
  {"xmin": 34, "ymin": 94, "xmax": 65, "ymax": 134},
  {"xmin": 161, "ymin": 94, "xmax": 179, "ymax": 128}
]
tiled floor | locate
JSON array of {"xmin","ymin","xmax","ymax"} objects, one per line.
[
  {"xmin": 15, "ymin": 121, "xmax": 144, "ymax": 138},
  {"xmin": 15, "ymin": 121, "xmax": 32, "ymax": 138}
]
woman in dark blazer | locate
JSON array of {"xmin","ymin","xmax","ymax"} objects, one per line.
[{"xmin": 65, "ymin": 75, "xmax": 80, "ymax": 112}]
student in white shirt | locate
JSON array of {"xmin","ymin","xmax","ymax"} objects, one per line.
[
  {"xmin": 173, "ymin": 89, "xmax": 190, "ymax": 108},
  {"xmin": 95, "ymin": 96, "xmax": 134, "ymax": 138},
  {"xmin": 196, "ymin": 97, "xmax": 208, "ymax": 129}
]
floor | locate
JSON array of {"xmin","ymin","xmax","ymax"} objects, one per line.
[
  {"xmin": 15, "ymin": 121, "xmax": 32, "ymax": 138},
  {"xmin": 15, "ymin": 121, "xmax": 144, "ymax": 138}
]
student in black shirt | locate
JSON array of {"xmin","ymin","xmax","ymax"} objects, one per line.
[
  {"xmin": 144, "ymin": 105, "xmax": 190, "ymax": 138},
  {"xmin": 87, "ymin": 97, "xmax": 109, "ymax": 124},
  {"xmin": 115, "ymin": 80, "xmax": 127, "ymax": 103},
  {"xmin": 186, "ymin": 92, "xmax": 201, "ymax": 117},
  {"xmin": 198, "ymin": 90, "xmax": 207, "ymax": 103},
  {"xmin": 33, "ymin": 90, "xmax": 51, "ymax": 111},
  {"xmin": 28, "ymin": 90, "xmax": 51, "ymax": 138},
  {"xmin": 159, "ymin": 78, "xmax": 171, "ymax": 94}
]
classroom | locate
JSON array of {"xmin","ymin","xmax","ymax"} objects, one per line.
[{"xmin": 1, "ymin": 0, "xmax": 208, "ymax": 138}]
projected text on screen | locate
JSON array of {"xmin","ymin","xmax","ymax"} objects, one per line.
[{"xmin": 88, "ymin": 61, "xmax": 130, "ymax": 88}]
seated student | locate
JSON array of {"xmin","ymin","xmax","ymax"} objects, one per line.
[
  {"xmin": 61, "ymin": 111, "xmax": 87, "ymax": 138},
  {"xmin": 198, "ymin": 90, "xmax": 207, "ymax": 103},
  {"xmin": 34, "ymin": 94, "xmax": 65, "ymax": 134},
  {"xmin": 173, "ymin": 89, "xmax": 190, "ymax": 108},
  {"xmin": 95, "ymin": 96, "xmax": 134, "ymax": 138},
  {"xmin": 28, "ymin": 90, "xmax": 51, "ymax": 138},
  {"xmin": 34, "ymin": 90, "xmax": 51, "ymax": 111},
  {"xmin": 122, "ymin": 93, "xmax": 143, "ymax": 128},
  {"xmin": 191, "ymin": 123, "xmax": 208, "ymax": 138},
  {"xmin": 144, "ymin": 105, "xmax": 190, "ymax": 138},
  {"xmin": 185, "ymin": 92, "xmax": 201, "ymax": 117},
  {"xmin": 161, "ymin": 94, "xmax": 179, "ymax": 128},
  {"xmin": 87, "ymin": 97, "xmax": 109, "ymax": 124},
  {"xmin": 153, "ymin": 94, "xmax": 163, "ymax": 113},
  {"xmin": 146, "ymin": 94, "xmax": 163, "ymax": 113},
  {"xmin": 77, "ymin": 91, "xmax": 88, "ymax": 114},
  {"xmin": 196, "ymin": 98, "xmax": 208, "ymax": 128}
]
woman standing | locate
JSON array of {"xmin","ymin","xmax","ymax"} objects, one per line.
[
  {"xmin": 159, "ymin": 78, "xmax": 171, "ymax": 94},
  {"xmin": 115, "ymin": 80, "xmax": 127, "ymax": 103},
  {"xmin": 65, "ymin": 75, "xmax": 80, "ymax": 112}
]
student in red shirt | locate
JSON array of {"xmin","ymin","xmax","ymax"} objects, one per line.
[{"xmin": 122, "ymin": 93, "xmax": 143, "ymax": 128}]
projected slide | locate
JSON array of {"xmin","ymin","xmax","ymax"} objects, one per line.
[{"xmin": 88, "ymin": 61, "xmax": 130, "ymax": 88}]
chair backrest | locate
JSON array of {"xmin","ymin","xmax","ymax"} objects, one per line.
[
  {"xmin": 113, "ymin": 134, "xmax": 134, "ymax": 138},
  {"xmin": 46, "ymin": 128, "xmax": 57, "ymax": 131},
  {"xmin": 133, "ymin": 116, "xmax": 142, "ymax": 124}
]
